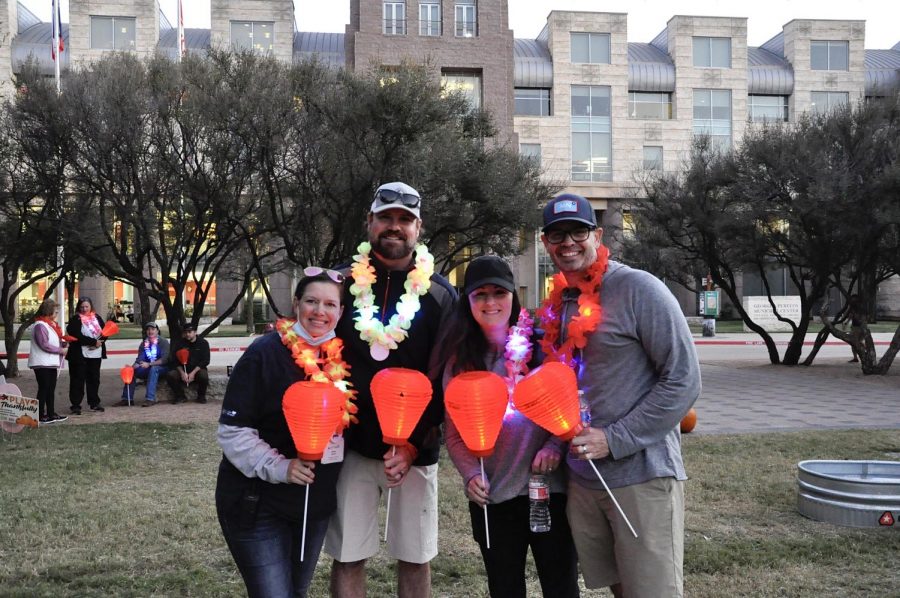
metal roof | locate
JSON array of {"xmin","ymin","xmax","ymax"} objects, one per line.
[
  {"xmin": 513, "ymin": 38, "xmax": 552, "ymax": 88},
  {"xmin": 748, "ymin": 46, "xmax": 794, "ymax": 95},
  {"xmin": 17, "ymin": 2, "xmax": 41, "ymax": 34},
  {"xmin": 650, "ymin": 28, "xmax": 668, "ymax": 53},
  {"xmin": 760, "ymin": 32, "xmax": 785, "ymax": 57},
  {"xmin": 864, "ymin": 49, "xmax": 900, "ymax": 94},
  {"xmin": 293, "ymin": 31, "xmax": 345, "ymax": 68},
  {"xmin": 11, "ymin": 23, "xmax": 70, "ymax": 75},
  {"xmin": 157, "ymin": 27, "xmax": 212, "ymax": 59},
  {"xmin": 627, "ymin": 43, "xmax": 675, "ymax": 92}
]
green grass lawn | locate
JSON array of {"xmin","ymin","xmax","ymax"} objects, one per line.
[
  {"xmin": 8, "ymin": 323, "xmax": 258, "ymax": 341},
  {"xmin": 1, "ymin": 425, "xmax": 898, "ymax": 597},
  {"xmin": 688, "ymin": 319, "xmax": 899, "ymax": 334}
]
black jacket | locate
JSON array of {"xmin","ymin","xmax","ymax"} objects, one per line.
[
  {"xmin": 336, "ymin": 255, "xmax": 457, "ymax": 466},
  {"xmin": 65, "ymin": 313, "xmax": 108, "ymax": 362}
]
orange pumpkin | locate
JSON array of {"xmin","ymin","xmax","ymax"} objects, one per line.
[{"xmin": 680, "ymin": 407, "xmax": 697, "ymax": 434}]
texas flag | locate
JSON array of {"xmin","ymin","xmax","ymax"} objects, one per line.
[{"xmin": 50, "ymin": 0, "xmax": 64, "ymax": 60}]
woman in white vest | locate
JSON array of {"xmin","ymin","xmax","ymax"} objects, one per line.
[{"xmin": 28, "ymin": 299, "xmax": 69, "ymax": 424}]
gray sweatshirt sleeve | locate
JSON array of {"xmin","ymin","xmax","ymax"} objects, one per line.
[
  {"xmin": 604, "ymin": 272, "xmax": 702, "ymax": 460},
  {"xmin": 217, "ymin": 423, "xmax": 291, "ymax": 483}
]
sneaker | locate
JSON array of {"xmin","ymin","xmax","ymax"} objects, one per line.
[
  {"xmin": 172, "ymin": 397, "xmax": 186, "ymax": 404},
  {"xmin": 70, "ymin": 406, "xmax": 82, "ymax": 415},
  {"xmin": 113, "ymin": 399, "xmax": 131, "ymax": 407},
  {"xmin": 141, "ymin": 401, "xmax": 156, "ymax": 408},
  {"xmin": 196, "ymin": 396, "xmax": 207, "ymax": 404},
  {"xmin": 50, "ymin": 413, "xmax": 68, "ymax": 423},
  {"xmin": 90, "ymin": 405, "xmax": 105, "ymax": 412},
  {"xmin": 40, "ymin": 415, "xmax": 51, "ymax": 424}
]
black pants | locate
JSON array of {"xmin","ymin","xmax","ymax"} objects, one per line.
[
  {"xmin": 166, "ymin": 368, "xmax": 209, "ymax": 400},
  {"xmin": 469, "ymin": 493, "xmax": 580, "ymax": 598},
  {"xmin": 34, "ymin": 368, "xmax": 58, "ymax": 418},
  {"xmin": 69, "ymin": 358, "xmax": 102, "ymax": 408}
]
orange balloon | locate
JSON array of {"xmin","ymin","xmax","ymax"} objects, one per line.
[
  {"xmin": 680, "ymin": 408, "xmax": 697, "ymax": 434},
  {"xmin": 512, "ymin": 362, "xmax": 583, "ymax": 440},
  {"xmin": 120, "ymin": 365, "xmax": 135, "ymax": 385},
  {"xmin": 282, "ymin": 381, "xmax": 346, "ymax": 460},
  {"xmin": 370, "ymin": 368, "xmax": 433, "ymax": 445},
  {"xmin": 175, "ymin": 348, "xmax": 189, "ymax": 365},
  {"xmin": 100, "ymin": 321, "xmax": 119, "ymax": 337},
  {"xmin": 445, "ymin": 371, "xmax": 509, "ymax": 457}
]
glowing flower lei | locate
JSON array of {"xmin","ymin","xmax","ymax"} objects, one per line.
[
  {"xmin": 349, "ymin": 241, "xmax": 434, "ymax": 361},
  {"xmin": 537, "ymin": 245, "xmax": 610, "ymax": 368},
  {"xmin": 503, "ymin": 308, "xmax": 534, "ymax": 394},
  {"xmin": 276, "ymin": 318, "xmax": 358, "ymax": 429}
]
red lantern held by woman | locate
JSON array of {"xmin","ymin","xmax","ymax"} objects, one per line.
[
  {"xmin": 282, "ymin": 381, "xmax": 347, "ymax": 461},
  {"xmin": 120, "ymin": 365, "xmax": 134, "ymax": 385},
  {"xmin": 680, "ymin": 407, "xmax": 697, "ymax": 434},
  {"xmin": 444, "ymin": 371, "xmax": 508, "ymax": 457},
  {"xmin": 100, "ymin": 320, "xmax": 119, "ymax": 337},
  {"xmin": 511, "ymin": 361, "xmax": 583, "ymax": 440},
  {"xmin": 370, "ymin": 368, "xmax": 433, "ymax": 445}
]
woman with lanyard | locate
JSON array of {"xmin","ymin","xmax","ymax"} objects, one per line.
[
  {"xmin": 65, "ymin": 297, "xmax": 108, "ymax": 415},
  {"xmin": 216, "ymin": 268, "xmax": 355, "ymax": 598},
  {"xmin": 29, "ymin": 299, "xmax": 69, "ymax": 423},
  {"xmin": 441, "ymin": 256, "xmax": 580, "ymax": 598}
]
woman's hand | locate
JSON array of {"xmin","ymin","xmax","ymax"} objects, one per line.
[
  {"xmin": 531, "ymin": 446, "xmax": 563, "ymax": 474},
  {"xmin": 287, "ymin": 459, "xmax": 315, "ymax": 485},
  {"xmin": 466, "ymin": 475, "xmax": 490, "ymax": 507}
]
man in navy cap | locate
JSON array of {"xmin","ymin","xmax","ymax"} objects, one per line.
[{"xmin": 539, "ymin": 193, "xmax": 701, "ymax": 598}]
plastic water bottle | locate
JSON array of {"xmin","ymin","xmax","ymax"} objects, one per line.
[
  {"xmin": 579, "ymin": 390, "xmax": 592, "ymax": 427},
  {"xmin": 529, "ymin": 474, "xmax": 551, "ymax": 532}
]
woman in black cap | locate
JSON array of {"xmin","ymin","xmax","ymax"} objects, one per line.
[
  {"xmin": 440, "ymin": 255, "xmax": 580, "ymax": 598},
  {"xmin": 117, "ymin": 321, "xmax": 170, "ymax": 407}
]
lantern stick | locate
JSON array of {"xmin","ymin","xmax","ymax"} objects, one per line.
[
  {"xmin": 383, "ymin": 445, "xmax": 396, "ymax": 542},
  {"xmin": 587, "ymin": 460, "xmax": 638, "ymax": 538},
  {"xmin": 300, "ymin": 484, "xmax": 310, "ymax": 561},
  {"xmin": 480, "ymin": 457, "xmax": 490, "ymax": 549},
  {"xmin": 127, "ymin": 385, "xmax": 131, "ymax": 407}
]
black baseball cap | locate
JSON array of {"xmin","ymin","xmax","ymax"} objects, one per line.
[
  {"xmin": 182, "ymin": 323, "xmax": 196, "ymax": 332},
  {"xmin": 463, "ymin": 255, "xmax": 515, "ymax": 295},
  {"xmin": 541, "ymin": 193, "xmax": 597, "ymax": 233}
]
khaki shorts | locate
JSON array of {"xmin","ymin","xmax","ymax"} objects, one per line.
[
  {"xmin": 325, "ymin": 449, "xmax": 438, "ymax": 564},
  {"xmin": 567, "ymin": 476, "xmax": 684, "ymax": 597}
]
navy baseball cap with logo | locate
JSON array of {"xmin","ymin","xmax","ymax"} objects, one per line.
[{"xmin": 541, "ymin": 193, "xmax": 597, "ymax": 233}]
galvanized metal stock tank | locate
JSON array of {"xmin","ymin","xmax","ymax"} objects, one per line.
[{"xmin": 797, "ymin": 460, "xmax": 900, "ymax": 529}]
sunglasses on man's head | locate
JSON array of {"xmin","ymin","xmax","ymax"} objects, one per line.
[
  {"xmin": 374, "ymin": 188, "xmax": 421, "ymax": 209},
  {"xmin": 303, "ymin": 266, "xmax": 345, "ymax": 284}
]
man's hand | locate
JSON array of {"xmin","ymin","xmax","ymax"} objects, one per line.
[
  {"xmin": 570, "ymin": 426, "xmax": 611, "ymax": 461},
  {"xmin": 383, "ymin": 444, "xmax": 415, "ymax": 488},
  {"xmin": 287, "ymin": 459, "xmax": 315, "ymax": 485}
]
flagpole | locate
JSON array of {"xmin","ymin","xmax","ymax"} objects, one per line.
[
  {"xmin": 52, "ymin": 0, "xmax": 65, "ymax": 328},
  {"xmin": 177, "ymin": 0, "xmax": 185, "ymax": 63}
]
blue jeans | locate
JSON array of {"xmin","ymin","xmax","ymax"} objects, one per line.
[
  {"xmin": 122, "ymin": 365, "xmax": 167, "ymax": 402},
  {"xmin": 218, "ymin": 502, "xmax": 328, "ymax": 598}
]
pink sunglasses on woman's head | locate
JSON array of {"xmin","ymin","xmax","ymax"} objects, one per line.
[{"xmin": 303, "ymin": 266, "xmax": 345, "ymax": 284}]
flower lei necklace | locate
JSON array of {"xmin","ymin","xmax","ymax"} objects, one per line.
[
  {"xmin": 503, "ymin": 308, "xmax": 534, "ymax": 394},
  {"xmin": 79, "ymin": 312, "xmax": 102, "ymax": 338},
  {"xmin": 349, "ymin": 241, "xmax": 434, "ymax": 361},
  {"xmin": 537, "ymin": 245, "xmax": 610, "ymax": 368},
  {"xmin": 276, "ymin": 318, "xmax": 358, "ymax": 429},
  {"xmin": 142, "ymin": 337, "xmax": 159, "ymax": 361}
]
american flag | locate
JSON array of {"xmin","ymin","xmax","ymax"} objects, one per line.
[{"xmin": 51, "ymin": 0, "xmax": 64, "ymax": 60}]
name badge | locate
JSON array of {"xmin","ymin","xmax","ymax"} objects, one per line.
[{"xmin": 320, "ymin": 434, "xmax": 344, "ymax": 464}]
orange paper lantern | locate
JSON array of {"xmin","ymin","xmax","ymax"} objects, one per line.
[
  {"xmin": 100, "ymin": 321, "xmax": 119, "ymax": 337},
  {"xmin": 512, "ymin": 361, "xmax": 583, "ymax": 440},
  {"xmin": 120, "ymin": 365, "xmax": 135, "ymax": 385},
  {"xmin": 444, "ymin": 371, "xmax": 509, "ymax": 457},
  {"xmin": 62, "ymin": 335, "xmax": 77, "ymax": 343},
  {"xmin": 175, "ymin": 348, "xmax": 189, "ymax": 366},
  {"xmin": 370, "ymin": 368, "xmax": 433, "ymax": 445},
  {"xmin": 680, "ymin": 408, "xmax": 697, "ymax": 434},
  {"xmin": 282, "ymin": 381, "xmax": 347, "ymax": 460}
]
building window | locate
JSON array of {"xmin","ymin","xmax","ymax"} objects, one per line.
[
  {"xmin": 90, "ymin": 16, "xmax": 136, "ymax": 50},
  {"xmin": 810, "ymin": 91, "xmax": 849, "ymax": 114},
  {"xmin": 231, "ymin": 21, "xmax": 274, "ymax": 51},
  {"xmin": 384, "ymin": 2, "xmax": 407, "ymax": 35},
  {"xmin": 441, "ymin": 71, "xmax": 482, "ymax": 110},
  {"xmin": 520, "ymin": 143, "xmax": 542, "ymax": 167},
  {"xmin": 514, "ymin": 88, "xmax": 551, "ymax": 116},
  {"xmin": 419, "ymin": 2, "xmax": 440, "ymax": 36},
  {"xmin": 455, "ymin": 0, "xmax": 476, "ymax": 37},
  {"xmin": 571, "ymin": 33, "xmax": 610, "ymax": 64},
  {"xmin": 643, "ymin": 146, "xmax": 663, "ymax": 171},
  {"xmin": 811, "ymin": 41, "xmax": 849, "ymax": 71},
  {"xmin": 748, "ymin": 95, "xmax": 789, "ymax": 122},
  {"xmin": 693, "ymin": 36, "xmax": 731, "ymax": 68},
  {"xmin": 571, "ymin": 85, "xmax": 612, "ymax": 182},
  {"xmin": 693, "ymin": 89, "xmax": 732, "ymax": 151},
  {"xmin": 628, "ymin": 92, "xmax": 673, "ymax": 119}
]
